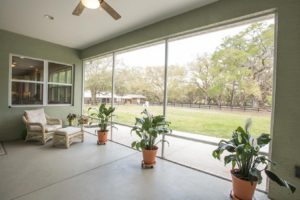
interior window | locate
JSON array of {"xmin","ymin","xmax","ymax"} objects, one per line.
[
  {"xmin": 11, "ymin": 56, "xmax": 44, "ymax": 105},
  {"xmin": 9, "ymin": 56, "xmax": 73, "ymax": 106},
  {"xmin": 48, "ymin": 62, "xmax": 73, "ymax": 104}
]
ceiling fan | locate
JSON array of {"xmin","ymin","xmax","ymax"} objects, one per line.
[{"xmin": 72, "ymin": 0, "xmax": 121, "ymax": 20}]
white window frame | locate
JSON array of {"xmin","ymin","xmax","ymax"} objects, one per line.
[{"xmin": 8, "ymin": 54, "xmax": 74, "ymax": 107}]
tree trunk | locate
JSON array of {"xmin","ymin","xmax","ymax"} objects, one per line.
[
  {"xmin": 230, "ymin": 81, "xmax": 236, "ymax": 106},
  {"xmin": 91, "ymin": 90, "xmax": 97, "ymax": 105}
]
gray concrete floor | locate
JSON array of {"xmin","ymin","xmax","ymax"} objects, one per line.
[
  {"xmin": 0, "ymin": 133, "xmax": 268, "ymax": 200},
  {"xmin": 107, "ymin": 125, "xmax": 267, "ymax": 191}
]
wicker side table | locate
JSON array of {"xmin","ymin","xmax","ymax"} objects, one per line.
[{"xmin": 53, "ymin": 127, "xmax": 84, "ymax": 148}]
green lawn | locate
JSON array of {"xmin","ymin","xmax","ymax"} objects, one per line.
[{"xmin": 84, "ymin": 104, "xmax": 271, "ymax": 139}]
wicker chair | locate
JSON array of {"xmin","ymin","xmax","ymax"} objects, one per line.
[{"xmin": 22, "ymin": 109, "xmax": 62, "ymax": 144}]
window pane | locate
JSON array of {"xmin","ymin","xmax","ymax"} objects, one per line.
[
  {"xmin": 48, "ymin": 85, "xmax": 72, "ymax": 104},
  {"xmin": 48, "ymin": 62, "xmax": 72, "ymax": 84},
  {"xmin": 11, "ymin": 82, "xmax": 43, "ymax": 105},
  {"xmin": 167, "ymin": 18, "xmax": 274, "ymax": 139},
  {"xmin": 164, "ymin": 17, "xmax": 274, "ymax": 192},
  {"xmin": 67, "ymin": 70, "xmax": 72, "ymax": 84},
  {"xmin": 114, "ymin": 43, "xmax": 165, "ymax": 126},
  {"xmin": 83, "ymin": 55, "xmax": 113, "ymax": 108},
  {"xmin": 83, "ymin": 55, "xmax": 113, "ymax": 136},
  {"xmin": 12, "ymin": 56, "xmax": 44, "ymax": 81}
]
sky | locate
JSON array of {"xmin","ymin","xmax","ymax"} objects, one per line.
[{"xmin": 114, "ymin": 18, "xmax": 274, "ymax": 68}]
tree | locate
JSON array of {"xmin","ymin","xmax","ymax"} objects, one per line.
[
  {"xmin": 209, "ymin": 22, "xmax": 274, "ymax": 107},
  {"xmin": 85, "ymin": 57, "xmax": 112, "ymax": 104},
  {"xmin": 167, "ymin": 65, "xmax": 188, "ymax": 103},
  {"xmin": 84, "ymin": 22, "xmax": 274, "ymax": 108},
  {"xmin": 142, "ymin": 66, "xmax": 165, "ymax": 103},
  {"xmin": 190, "ymin": 54, "xmax": 220, "ymax": 104}
]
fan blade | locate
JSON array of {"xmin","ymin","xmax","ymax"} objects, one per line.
[
  {"xmin": 100, "ymin": 0, "xmax": 121, "ymax": 20},
  {"xmin": 72, "ymin": 1, "xmax": 85, "ymax": 16}
]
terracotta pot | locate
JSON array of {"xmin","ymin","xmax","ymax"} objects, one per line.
[
  {"xmin": 231, "ymin": 170, "xmax": 257, "ymax": 200},
  {"xmin": 142, "ymin": 146, "xmax": 158, "ymax": 165},
  {"xmin": 97, "ymin": 130, "xmax": 108, "ymax": 144}
]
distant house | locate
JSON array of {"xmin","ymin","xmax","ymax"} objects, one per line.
[
  {"xmin": 84, "ymin": 91, "xmax": 146, "ymax": 105},
  {"xmin": 122, "ymin": 94, "xmax": 146, "ymax": 104}
]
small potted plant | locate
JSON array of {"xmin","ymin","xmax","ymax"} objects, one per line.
[
  {"xmin": 66, "ymin": 113, "xmax": 77, "ymax": 126},
  {"xmin": 212, "ymin": 119, "xmax": 295, "ymax": 200},
  {"xmin": 78, "ymin": 115, "xmax": 89, "ymax": 130},
  {"xmin": 88, "ymin": 103, "xmax": 115, "ymax": 145},
  {"xmin": 131, "ymin": 109, "xmax": 171, "ymax": 167}
]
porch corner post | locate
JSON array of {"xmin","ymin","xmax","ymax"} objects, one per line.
[{"xmin": 162, "ymin": 39, "xmax": 169, "ymax": 159}]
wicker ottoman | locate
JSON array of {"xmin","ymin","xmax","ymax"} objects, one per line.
[{"xmin": 53, "ymin": 127, "xmax": 84, "ymax": 148}]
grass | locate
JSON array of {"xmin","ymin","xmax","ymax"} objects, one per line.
[{"xmin": 84, "ymin": 104, "xmax": 271, "ymax": 139}]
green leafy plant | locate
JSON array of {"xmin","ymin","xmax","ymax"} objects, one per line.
[
  {"xmin": 131, "ymin": 109, "xmax": 171, "ymax": 150},
  {"xmin": 88, "ymin": 103, "xmax": 115, "ymax": 132},
  {"xmin": 212, "ymin": 119, "xmax": 296, "ymax": 193}
]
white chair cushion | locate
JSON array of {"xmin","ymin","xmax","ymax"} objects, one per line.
[
  {"xmin": 25, "ymin": 109, "xmax": 47, "ymax": 125},
  {"xmin": 46, "ymin": 124, "xmax": 63, "ymax": 132},
  {"xmin": 29, "ymin": 124, "xmax": 62, "ymax": 132},
  {"xmin": 55, "ymin": 127, "xmax": 81, "ymax": 136}
]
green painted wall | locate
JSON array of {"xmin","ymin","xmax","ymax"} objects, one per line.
[
  {"xmin": 0, "ymin": 29, "xmax": 82, "ymax": 141},
  {"xmin": 80, "ymin": 0, "xmax": 300, "ymax": 199}
]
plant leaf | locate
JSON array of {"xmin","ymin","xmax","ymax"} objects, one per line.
[
  {"xmin": 249, "ymin": 168, "xmax": 262, "ymax": 184},
  {"xmin": 224, "ymin": 155, "xmax": 237, "ymax": 167},
  {"xmin": 245, "ymin": 118, "xmax": 252, "ymax": 132},
  {"xmin": 265, "ymin": 169, "xmax": 296, "ymax": 193},
  {"xmin": 257, "ymin": 133, "xmax": 271, "ymax": 147},
  {"xmin": 131, "ymin": 141, "xmax": 136, "ymax": 148}
]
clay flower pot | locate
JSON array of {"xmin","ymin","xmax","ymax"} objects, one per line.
[
  {"xmin": 231, "ymin": 170, "xmax": 257, "ymax": 200},
  {"xmin": 97, "ymin": 130, "xmax": 108, "ymax": 144},
  {"xmin": 142, "ymin": 146, "xmax": 158, "ymax": 165}
]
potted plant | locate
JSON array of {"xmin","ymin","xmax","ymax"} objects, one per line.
[
  {"xmin": 131, "ymin": 109, "xmax": 171, "ymax": 166},
  {"xmin": 66, "ymin": 113, "xmax": 77, "ymax": 126},
  {"xmin": 78, "ymin": 115, "xmax": 89, "ymax": 131},
  {"xmin": 88, "ymin": 103, "xmax": 115, "ymax": 145},
  {"xmin": 212, "ymin": 119, "xmax": 295, "ymax": 200}
]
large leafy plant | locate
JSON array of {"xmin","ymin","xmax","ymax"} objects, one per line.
[
  {"xmin": 131, "ymin": 109, "xmax": 171, "ymax": 150},
  {"xmin": 212, "ymin": 119, "xmax": 295, "ymax": 193},
  {"xmin": 88, "ymin": 103, "xmax": 115, "ymax": 132}
]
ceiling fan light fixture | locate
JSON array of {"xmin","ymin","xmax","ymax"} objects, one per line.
[{"xmin": 81, "ymin": 0, "xmax": 100, "ymax": 9}]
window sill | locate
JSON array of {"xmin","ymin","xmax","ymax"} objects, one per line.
[{"xmin": 9, "ymin": 104, "xmax": 73, "ymax": 108}]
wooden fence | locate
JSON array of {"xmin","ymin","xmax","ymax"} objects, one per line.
[
  {"xmin": 150, "ymin": 102, "xmax": 271, "ymax": 112},
  {"xmin": 104, "ymin": 102, "xmax": 271, "ymax": 112}
]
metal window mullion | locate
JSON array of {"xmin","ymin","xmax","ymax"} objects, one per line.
[
  {"xmin": 111, "ymin": 53, "xmax": 116, "ymax": 141},
  {"xmin": 161, "ymin": 39, "xmax": 169, "ymax": 158},
  {"xmin": 8, "ymin": 55, "xmax": 12, "ymax": 106},
  {"xmin": 72, "ymin": 64, "xmax": 74, "ymax": 106},
  {"xmin": 44, "ymin": 61, "xmax": 48, "ymax": 105},
  {"xmin": 81, "ymin": 62, "xmax": 85, "ymax": 114}
]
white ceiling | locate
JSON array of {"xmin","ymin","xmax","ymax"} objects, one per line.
[{"xmin": 0, "ymin": 0, "xmax": 218, "ymax": 50}]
